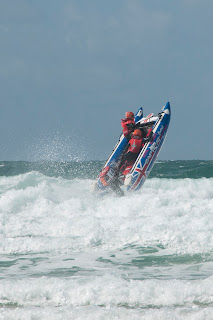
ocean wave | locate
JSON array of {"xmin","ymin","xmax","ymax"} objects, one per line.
[
  {"xmin": 1, "ymin": 165, "xmax": 213, "ymax": 319},
  {"xmin": 0, "ymin": 172, "xmax": 213, "ymax": 256},
  {"xmin": 1, "ymin": 275, "xmax": 213, "ymax": 319}
]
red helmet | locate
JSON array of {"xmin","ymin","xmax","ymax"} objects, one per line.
[
  {"xmin": 133, "ymin": 129, "xmax": 142, "ymax": 137},
  {"xmin": 125, "ymin": 112, "xmax": 134, "ymax": 119}
]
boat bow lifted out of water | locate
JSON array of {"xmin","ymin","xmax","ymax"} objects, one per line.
[{"xmin": 93, "ymin": 102, "xmax": 171, "ymax": 196}]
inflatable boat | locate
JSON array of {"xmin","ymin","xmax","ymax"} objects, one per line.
[{"xmin": 93, "ymin": 102, "xmax": 171, "ymax": 195}]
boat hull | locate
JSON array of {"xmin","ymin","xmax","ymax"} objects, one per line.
[{"xmin": 93, "ymin": 102, "xmax": 171, "ymax": 195}]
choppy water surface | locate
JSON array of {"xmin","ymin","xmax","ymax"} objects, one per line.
[{"xmin": 0, "ymin": 161, "xmax": 213, "ymax": 319}]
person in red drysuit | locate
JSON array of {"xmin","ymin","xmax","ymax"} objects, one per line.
[
  {"xmin": 121, "ymin": 112, "xmax": 136, "ymax": 140},
  {"xmin": 121, "ymin": 129, "xmax": 144, "ymax": 167}
]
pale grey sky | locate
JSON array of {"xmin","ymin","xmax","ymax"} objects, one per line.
[{"xmin": 0, "ymin": 0, "xmax": 212, "ymax": 160}]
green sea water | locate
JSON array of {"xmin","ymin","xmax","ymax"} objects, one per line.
[{"xmin": 0, "ymin": 160, "xmax": 212, "ymax": 179}]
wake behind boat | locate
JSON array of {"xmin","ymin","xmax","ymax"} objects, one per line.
[{"xmin": 93, "ymin": 102, "xmax": 171, "ymax": 196}]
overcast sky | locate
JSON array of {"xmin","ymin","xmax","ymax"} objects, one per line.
[{"xmin": 0, "ymin": 0, "xmax": 212, "ymax": 161}]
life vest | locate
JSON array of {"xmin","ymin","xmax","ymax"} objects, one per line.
[
  {"xmin": 128, "ymin": 135, "xmax": 143, "ymax": 154},
  {"xmin": 121, "ymin": 118, "xmax": 135, "ymax": 138}
]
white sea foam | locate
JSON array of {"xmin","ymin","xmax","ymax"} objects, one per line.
[
  {"xmin": 1, "ymin": 274, "xmax": 213, "ymax": 319},
  {"xmin": 0, "ymin": 173, "xmax": 213, "ymax": 255},
  {"xmin": 1, "ymin": 173, "xmax": 213, "ymax": 319},
  {"xmin": 2, "ymin": 273, "xmax": 213, "ymax": 308}
]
